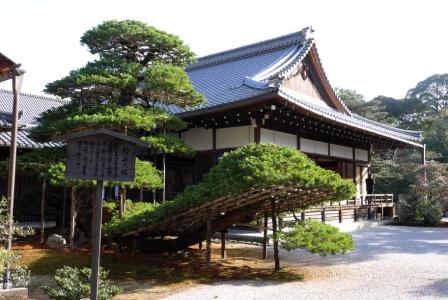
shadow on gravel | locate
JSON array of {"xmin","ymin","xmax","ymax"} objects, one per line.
[
  {"xmin": 411, "ymin": 278, "xmax": 448, "ymax": 298},
  {"xmin": 280, "ymin": 225, "xmax": 448, "ymax": 266}
]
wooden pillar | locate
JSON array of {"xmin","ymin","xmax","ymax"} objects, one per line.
[
  {"xmin": 220, "ymin": 230, "xmax": 227, "ymax": 259},
  {"xmin": 262, "ymin": 213, "xmax": 268, "ymax": 259},
  {"xmin": 301, "ymin": 211, "xmax": 305, "ymax": 222},
  {"xmin": 271, "ymin": 199, "xmax": 280, "ymax": 271},
  {"xmin": 206, "ymin": 218, "xmax": 212, "ymax": 268},
  {"xmin": 212, "ymin": 128, "xmax": 217, "ymax": 164},
  {"xmin": 354, "ymin": 207, "xmax": 358, "ymax": 221},
  {"xmin": 338, "ymin": 206, "xmax": 342, "ymax": 223},
  {"xmin": 254, "ymin": 124, "xmax": 260, "ymax": 144},
  {"xmin": 132, "ymin": 238, "xmax": 137, "ymax": 258},
  {"xmin": 69, "ymin": 186, "xmax": 77, "ymax": 248},
  {"xmin": 321, "ymin": 208, "xmax": 326, "ymax": 223},
  {"xmin": 40, "ymin": 179, "xmax": 46, "ymax": 244},
  {"xmin": 61, "ymin": 186, "xmax": 68, "ymax": 230}
]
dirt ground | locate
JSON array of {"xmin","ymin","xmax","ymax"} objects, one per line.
[{"xmin": 17, "ymin": 241, "xmax": 303, "ymax": 300}]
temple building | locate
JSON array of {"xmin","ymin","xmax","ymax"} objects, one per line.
[{"xmin": 163, "ymin": 27, "xmax": 423, "ymax": 202}]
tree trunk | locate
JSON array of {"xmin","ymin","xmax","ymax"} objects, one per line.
[
  {"xmin": 69, "ymin": 186, "xmax": 77, "ymax": 248},
  {"xmin": 153, "ymin": 152, "xmax": 158, "ymax": 204},
  {"xmin": 205, "ymin": 218, "xmax": 212, "ymax": 268},
  {"xmin": 40, "ymin": 180, "xmax": 46, "ymax": 244},
  {"xmin": 162, "ymin": 152, "xmax": 166, "ymax": 203},
  {"xmin": 271, "ymin": 199, "xmax": 280, "ymax": 271},
  {"xmin": 61, "ymin": 186, "xmax": 67, "ymax": 230}
]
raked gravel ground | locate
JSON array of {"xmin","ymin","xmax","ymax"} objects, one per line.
[{"xmin": 164, "ymin": 225, "xmax": 448, "ymax": 300}]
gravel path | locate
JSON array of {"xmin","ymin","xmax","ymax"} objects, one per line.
[{"xmin": 165, "ymin": 225, "xmax": 448, "ymax": 300}]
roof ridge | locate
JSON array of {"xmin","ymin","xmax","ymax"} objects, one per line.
[
  {"xmin": 0, "ymin": 89, "xmax": 69, "ymax": 104},
  {"xmin": 187, "ymin": 29, "xmax": 308, "ymax": 71}
]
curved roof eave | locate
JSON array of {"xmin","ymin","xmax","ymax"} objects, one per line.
[{"xmin": 277, "ymin": 89, "xmax": 423, "ymax": 148}]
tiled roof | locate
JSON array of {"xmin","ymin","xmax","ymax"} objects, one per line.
[
  {"xmin": 167, "ymin": 27, "xmax": 422, "ymax": 145},
  {"xmin": 278, "ymin": 88, "xmax": 422, "ymax": 145},
  {"xmin": 0, "ymin": 89, "xmax": 68, "ymax": 127},
  {"xmin": 0, "ymin": 89, "xmax": 67, "ymax": 148},
  {"xmin": 0, "ymin": 129, "xmax": 61, "ymax": 149}
]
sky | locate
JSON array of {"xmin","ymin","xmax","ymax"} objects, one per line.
[{"xmin": 1, "ymin": 0, "xmax": 448, "ymax": 100}]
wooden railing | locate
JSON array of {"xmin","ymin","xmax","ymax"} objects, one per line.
[{"xmin": 282, "ymin": 194, "xmax": 396, "ymax": 224}]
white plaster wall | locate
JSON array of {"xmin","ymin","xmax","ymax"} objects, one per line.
[
  {"xmin": 315, "ymin": 141, "xmax": 329, "ymax": 155},
  {"xmin": 299, "ymin": 138, "xmax": 315, "ymax": 153},
  {"xmin": 261, "ymin": 129, "xmax": 297, "ymax": 148},
  {"xmin": 355, "ymin": 148, "xmax": 369, "ymax": 161},
  {"xmin": 216, "ymin": 126, "xmax": 254, "ymax": 149},
  {"xmin": 301, "ymin": 138, "xmax": 329, "ymax": 155},
  {"xmin": 260, "ymin": 128, "xmax": 274, "ymax": 143},
  {"xmin": 182, "ymin": 127, "xmax": 212, "ymax": 151},
  {"xmin": 274, "ymin": 131, "xmax": 297, "ymax": 148},
  {"xmin": 330, "ymin": 144, "xmax": 353, "ymax": 159}
]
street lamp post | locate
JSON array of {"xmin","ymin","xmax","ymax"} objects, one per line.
[{"xmin": 6, "ymin": 67, "xmax": 25, "ymax": 253}]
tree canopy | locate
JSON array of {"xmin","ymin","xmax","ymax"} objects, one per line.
[
  {"xmin": 44, "ymin": 19, "xmax": 204, "ymax": 108},
  {"xmin": 29, "ymin": 19, "xmax": 206, "ymax": 196}
]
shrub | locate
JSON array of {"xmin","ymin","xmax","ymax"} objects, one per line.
[
  {"xmin": 401, "ymin": 196, "xmax": 443, "ymax": 226},
  {"xmin": 280, "ymin": 220, "xmax": 354, "ymax": 256},
  {"xmin": 42, "ymin": 266, "xmax": 122, "ymax": 300}
]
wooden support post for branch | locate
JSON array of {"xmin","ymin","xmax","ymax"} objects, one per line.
[
  {"xmin": 271, "ymin": 199, "xmax": 280, "ymax": 271},
  {"xmin": 69, "ymin": 186, "xmax": 77, "ymax": 248},
  {"xmin": 354, "ymin": 207, "xmax": 358, "ymax": 221},
  {"xmin": 301, "ymin": 211, "xmax": 305, "ymax": 222},
  {"xmin": 262, "ymin": 213, "xmax": 268, "ymax": 260},
  {"xmin": 220, "ymin": 230, "xmax": 227, "ymax": 259},
  {"xmin": 206, "ymin": 218, "xmax": 212, "ymax": 268},
  {"xmin": 339, "ymin": 207, "xmax": 342, "ymax": 223},
  {"xmin": 40, "ymin": 180, "xmax": 46, "ymax": 244},
  {"xmin": 61, "ymin": 186, "xmax": 67, "ymax": 230},
  {"xmin": 119, "ymin": 188, "xmax": 125, "ymax": 219},
  {"xmin": 321, "ymin": 208, "xmax": 326, "ymax": 223}
]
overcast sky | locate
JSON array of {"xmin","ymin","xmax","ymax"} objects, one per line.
[{"xmin": 1, "ymin": 0, "xmax": 447, "ymax": 100}]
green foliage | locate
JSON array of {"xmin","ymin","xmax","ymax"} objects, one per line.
[
  {"xmin": 424, "ymin": 109, "xmax": 448, "ymax": 163},
  {"xmin": 46, "ymin": 159, "xmax": 162, "ymax": 190},
  {"xmin": 406, "ymin": 73, "xmax": 448, "ymax": 113},
  {"xmin": 103, "ymin": 200, "xmax": 157, "ymax": 234},
  {"xmin": 41, "ymin": 266, "xmax": 121, "ymax": 300},
  {"xmin": 31, "ymin": 104, "xmax": 187, "ymax": 141},
  {"xmin": 406, "ymin": 160, "xmax": 448, "ymax": 223},
  {"xmin": 0, "ymin": 148, "xmax": 65, "ymax": 177},
  {"xmin": 104, "ymin": 143, "xmax": 355, "ymax": 236},
  {"xmin": 142, "ymin": 133, "xmax": 195, "ymax": 156},
  {"xmin": 142, "ymin": 61, "xmax": 204, "ymax": 107},
  {"xmin": 43, "ymin": 19, "xmax": 204, "ymax": 108},
  {"xmin": 106, "ymin": 159, "xmax": 163, "ymax": 190},
  {"xmin": 401, "ymin": 196, "xmax": 443, "ymax": 226},
  {"xmin": 0, "ymin": 248, "xmax": 31, "ymax": 287},
  {"xmin": 0, "ymin": 197, "xmax": 35, "ymax": 244},
  {"xmin": 81, "ymin": 19, "xmax": 195, "ymax": 67},
  {"xmin": 280, "ymin": 221, "xmax": 354, "ymax": 255}
]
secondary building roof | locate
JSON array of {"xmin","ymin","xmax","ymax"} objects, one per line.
[
  {"xmin": 168, "ymin": 27, "xmax": 422, "ymax": 147},
  {"xmin": 0, "ymin": 89, "xmax": 67, "ymax": 148}
]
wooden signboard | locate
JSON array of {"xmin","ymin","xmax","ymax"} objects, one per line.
[
  {"xmin": 66, "ymin": 136, "xmax": 137, "ymax": 181},
  {"xmin": 55, "ymin": 128, "xmax": 149, "ymax": 300}
]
